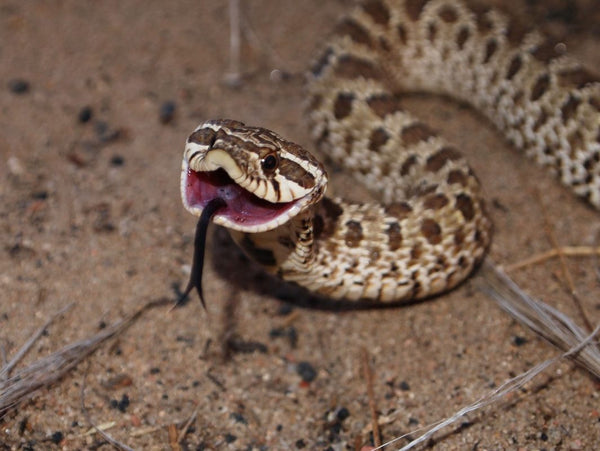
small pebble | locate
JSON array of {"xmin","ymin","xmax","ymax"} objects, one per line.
[
  {"xmin": 78, "ymin": 106, "xmax": 93, "ymax": 123},
  {"xmin": 229, "ymin": 412, "xmax": 247, "ymax": 424},
  {"xmin": 8, "ymin": 78, "xmax": 30, "ymax": 94},
  {"xmin": 110, "ymin": 155, "xmax": 125, "ymax": 166},
  {"xmin": 50, "ymin": 431, "xmax": 63, "ymax": 444},
  {"xmin": 31, "ymin": 190, "xmax": 48, "ymax": 200},
  {"xmin": 159, "ymin": 100, "xmax": 176, "ymax": 124},
  {"xmin": 512, "ymin": 335, "xmax": 528, "ymax": 346},
  {"xmin": 399, "ymin": 380, "xmax": 410, "ymax": 391},
  {"xmin": 296, "ymin": 361, "xmax": 317, "ymax": 383},
  {"xmin": 336, "ymin": 407, "xmax": 350, "ymax": 421},
  {"xmin": 117, "ymin": 394, "xmax": 130, "ymax": 412}
]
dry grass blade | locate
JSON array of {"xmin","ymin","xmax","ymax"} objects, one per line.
[
  {"xmin": 0, "ymin": 297, "xmax": 170, "ymax": 418},
  {"xmin": 479, "ymin": 260, "xmax": 600, "ymax": 377},
  {"xmin": 376, "ymin": 323, "xmax": 600, "ymax": 450},
  {"xmin": 361, "ymin": 347, "xmax": 382, "ymax": 447},
  {"xmin": 505, "ymin": 246, "xmax": 600, "ymax": 272},
  {"xmin": 0, "ymin": 303, "xmax": 74, "ymax": 380}
]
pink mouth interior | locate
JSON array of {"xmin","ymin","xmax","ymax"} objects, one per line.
[{"xmin": 184, "ymin": 168, "xmax": 297, "ymax": 227}]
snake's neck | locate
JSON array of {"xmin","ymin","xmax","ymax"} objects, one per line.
[{"xmin": 228, "ymin": 208, "xmax": 319, "ymax": 279}]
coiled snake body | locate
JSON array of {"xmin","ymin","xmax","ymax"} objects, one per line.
[{"xmin": 180, "ymin": 0, "xmax": 600, "ymax": 304}]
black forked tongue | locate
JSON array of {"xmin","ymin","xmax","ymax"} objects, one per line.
[{"xmin": 176, "ymin": 198, "xmax": 226, "ymax": 309}]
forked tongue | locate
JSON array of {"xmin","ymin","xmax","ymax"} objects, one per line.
[{"xmin": 176, "ymin": 198, "xmax": 226, "ymax": 309}]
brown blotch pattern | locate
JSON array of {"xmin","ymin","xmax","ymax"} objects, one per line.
[
  {"xmin": 428, "ymin": 23, "xmax": 438, "ymax": 42},
  {"xmin": 557, "ymin": 68, "xmax": 599, "ymax": 89},
  {"xmin": 471, "ymin": 5, "xmax": 493, "ymax": 33},
  {"xmin": 423, "ymin": 193, "xmax": 449, "ymax": 210},
  {"xmin": 568, "ymin": 130, "xmax": 584, "ymax": 153},
  {"xmin": 506, "ymin": 55, "xmax": 522, "ymax": 80},
  {"xmin": 454, "ymin": 229, "xmax": 465, "ymax": 246},
  {"xmin": 455, "ymin": 193, "xmax": 475, "ymax": 220},
  {"xmin": 505, "ymin": 20, "xmax": 529, "ymax": 46},
  {"xmin": 385, "ymin": 202, "xmax": 413, "ymax": 220},
  {"xmin": 532, "ymin": 108, "xmax": 549, "ymax": 131},
  {"xmin": 278, "ymin": 158, "xmax": 316, "ymax": 189},
  {"xmin": 438, "ymin": 6, "xmax": 458, "ymax": 22},
  {"xmin": 397, "ymin": 24, "xmax": 408, "ymax": 44},
  {"xmin": 314, "ymin": 198, "xmax": 343, "ymax": 241},
  {"xmin": 483, "ymin": 39, "xmax": 498, "ymax": 63},
  {"xmin": 379, "ymin": 36, "xmax": 391, "ymax": 52},
  {"xmin": 334, "ymin": 55, "xmax": 381, "ymax": 80},
  {"xmin": 362, "ymin": 0, "xmax": 390, "ymax": 25},
  {"xmin": 589, "ymin": 97, "xmax": 600, "ymax": 112},
  {"xmin": 456, "ymin": 27, "xmax": 470, "ymax": 49},
  {"xmin": 530, "ymin": 73, "xmax": 550, "ymax": 101},
  {"xmin": 447, "ymin": 169, "xmax": 468, "ymax": 186},
  {"xmin": 561, "ymin": 95, "xmax": 581, "ymax": 122},
  {"xmin": 405, "ymin": 0, "xmax": 431, "ymax": 21},
  {"xmin": 387, "ymin": 222, "xmax": 403, "ymax": 251},
  {"xmin": 421, "ymin": 218, "xmax": 442, "ymax": 245},
  {"xmin": 369, "ymin": 127, "xmax": 390, "ymax": 152},
  {"xmin": 531, "ymin": 39, "xmax": 562, "ymax": 64},
  {"xmin": 334, "ymin": 92, "xmax": 355, "ymax": 120},
  {"xmin": 410, "ymin": 242, "xmax": 422, "ymax": 261},
  {"xmin": 335, "ymin": 19, "xmax": 373, "ymax": 47},
  {"xmin": 513, "ymin": 90, "xmax": 524, "ymax": 107},
  {"xmin": 188, "ymin": 127, "xmax": 216, "ymax": 146},
  {"xmin": 426, "ymin": 146, "xmax": 462, "ymax": 172},
  {"xmin": 400, "ymin": 154, "xmax": 418, "ymax": 176},
  {"xmin": 401, "ymin": 123, "xmax": 436, "ymax": 146},
  {"xmin": 367, "ymin": 94, "xmax": 404, "ymax": 118},
  {"xmin": 344, "ymin": 220, "xmax": 364, "ymax": 247}
]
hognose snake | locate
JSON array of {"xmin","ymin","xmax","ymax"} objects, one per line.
[{"xmin": 179, "ymin": 0, "xmax": 600, "ymax": 306}]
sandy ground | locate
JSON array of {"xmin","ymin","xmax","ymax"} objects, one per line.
[{"xmin": 1, "ymin": 1, "xmax": 600, "ymax": 449}]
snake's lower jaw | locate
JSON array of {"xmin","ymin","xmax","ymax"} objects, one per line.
[{"xmin": 181, "ymin": 165, "xmax": 307, "ymax": 233}]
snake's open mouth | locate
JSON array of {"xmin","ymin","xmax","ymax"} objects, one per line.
[{"xmin": 182, "ymin": 167, "xmax": 300, "ymax": 231}]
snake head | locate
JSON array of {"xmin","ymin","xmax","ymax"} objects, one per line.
[{"xmin": 181, "ymin": 119, "xmax": 328, "ymax": 232}]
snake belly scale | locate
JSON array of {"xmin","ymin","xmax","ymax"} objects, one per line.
[{"xmin": 180, "ymin": 0, "xmax": 600, "ymax": 304}]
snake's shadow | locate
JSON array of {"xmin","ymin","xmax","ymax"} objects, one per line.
[{"xmin": 208, "ymin": 226, "xmax": 430, "ymax": 312}]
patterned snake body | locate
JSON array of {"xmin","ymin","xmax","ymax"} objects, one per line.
[{"xmin": 181, "ymin": 0, "xmax": 600, "ymax": 303}]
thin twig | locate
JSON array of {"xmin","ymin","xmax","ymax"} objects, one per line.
[
  {"xmin": 177, "ymin": 405, "xmax": 200, "ymax": 443},
  {"xmin": 480, "ymin": 260, "xmax": 600, "ymax": 377},
  {"xmin": 535, "ymin": 190, "xmax": 593, "ymax": 333},
  {"xmin": 362, "ymin": 347, "xmax": 382, "ymax": 447},
  {"xmin": 0, "ymin": 298, "xmax": 170, "ymax": 418},
  {"xmin": 505, "ymin": 246, "xmax": 600, "ymax": 272},
  {"xmin": 168, "ymin": 423, "xmax": 180, "ymax": 451},
  {"xmin": 376, "ymin": 322, "xmax": 600, "ymax": 450},
  {"xmin": 0, "ymin": 303, "xmax": 74, "ymax": 380}
]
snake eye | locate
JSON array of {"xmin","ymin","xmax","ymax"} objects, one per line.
[{"xmin": 261, "ymin": 154, "xmax": 278, "ymax": 172}]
